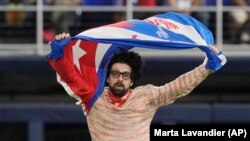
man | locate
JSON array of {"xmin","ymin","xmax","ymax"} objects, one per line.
[{"xmin": 48, "ymin": 32, "xmax": 226, "ymax": 141}]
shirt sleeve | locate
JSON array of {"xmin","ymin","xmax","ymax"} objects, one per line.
[
  {"xmin": 150, "ymin": 65, "xmax": 211, "ymax": 107},
  {"xmin": 48, "ymin": 56, "xmax": 95, "ymax": 105}
]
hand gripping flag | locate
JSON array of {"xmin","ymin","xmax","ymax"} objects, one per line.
[{"xmin": 47, "ymin": 12, "xmax": 226, "ymax": 113}]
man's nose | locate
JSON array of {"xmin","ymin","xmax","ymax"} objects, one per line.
[{"xmin": 118, "ymin": 74, "xmax": 124, "ymax": 80}]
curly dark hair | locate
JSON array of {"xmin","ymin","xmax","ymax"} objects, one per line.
[{"xmin": 107, "ymin": 51, "xmax": 144, "ymax": 83}]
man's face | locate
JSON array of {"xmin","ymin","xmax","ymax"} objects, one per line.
[{"xmin": 107, "ymin": 63, "xmax": 133, "ymax": 97}]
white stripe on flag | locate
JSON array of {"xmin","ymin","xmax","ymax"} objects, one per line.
[{"xmin": 95, "ymin": 43, "xmax": 112, "ymax": 72}]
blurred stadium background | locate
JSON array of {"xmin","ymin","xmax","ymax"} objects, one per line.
[{"xmin": 0, "ymin": 0, "xmax": 250, "ymax": 141}]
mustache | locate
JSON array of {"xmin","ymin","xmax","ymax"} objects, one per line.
[{"xmin": 114, "ymin": 82, "xmax": 124, "ymax": 87}]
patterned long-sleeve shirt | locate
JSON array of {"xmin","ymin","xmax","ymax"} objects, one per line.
[{"xmin": 85, "ymin": 65, "xmax": 210, "ymax": 141}]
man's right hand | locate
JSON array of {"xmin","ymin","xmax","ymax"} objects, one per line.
[
  {"xmin": 47, "ymin": 33, "xmax": 72, "ymax": 61},
  {"xmin": 54, "ymin": 33, "xmax": 70, "ymax": 41}
]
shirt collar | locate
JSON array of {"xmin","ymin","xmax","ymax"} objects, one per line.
[{"xmin": 107, "ymin": 89, "xmax": 132, "ymax": 107}]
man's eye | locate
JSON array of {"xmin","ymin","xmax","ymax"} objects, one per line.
[
  {"xmin": 123, "ymin": 73, "xmax": 130, "ymax": 77},
  {"xmin": 113, "ymin": 71, "xmax": 120, "ymax": 75}
]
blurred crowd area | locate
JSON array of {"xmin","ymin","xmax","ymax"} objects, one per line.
[{"xmin": 0, "ymin": 0, "xmax": 249, "ymax": 44}]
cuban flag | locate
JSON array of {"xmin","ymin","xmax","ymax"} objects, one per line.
[{"xmin": 48, "ymin": 12, "xmax": 226, "ymax": 113}]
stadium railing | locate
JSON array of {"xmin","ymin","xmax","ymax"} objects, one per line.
[{"xmin": 0, "ymin": 0, "xmax": 249, "ymax": 57}]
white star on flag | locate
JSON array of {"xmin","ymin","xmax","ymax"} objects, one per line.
[{"xmin": 72, "ymin": 40, "xmax": 86, "ymax": 73}]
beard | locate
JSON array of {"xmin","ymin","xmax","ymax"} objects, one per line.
[{"xmin": 109, "ymin": 82, "xmax": 129, "ymax": 98}]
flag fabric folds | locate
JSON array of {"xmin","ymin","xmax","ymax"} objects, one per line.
[{"xmin": 48, "ymin": 12, "xmax": 226, "ymax": 112}]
